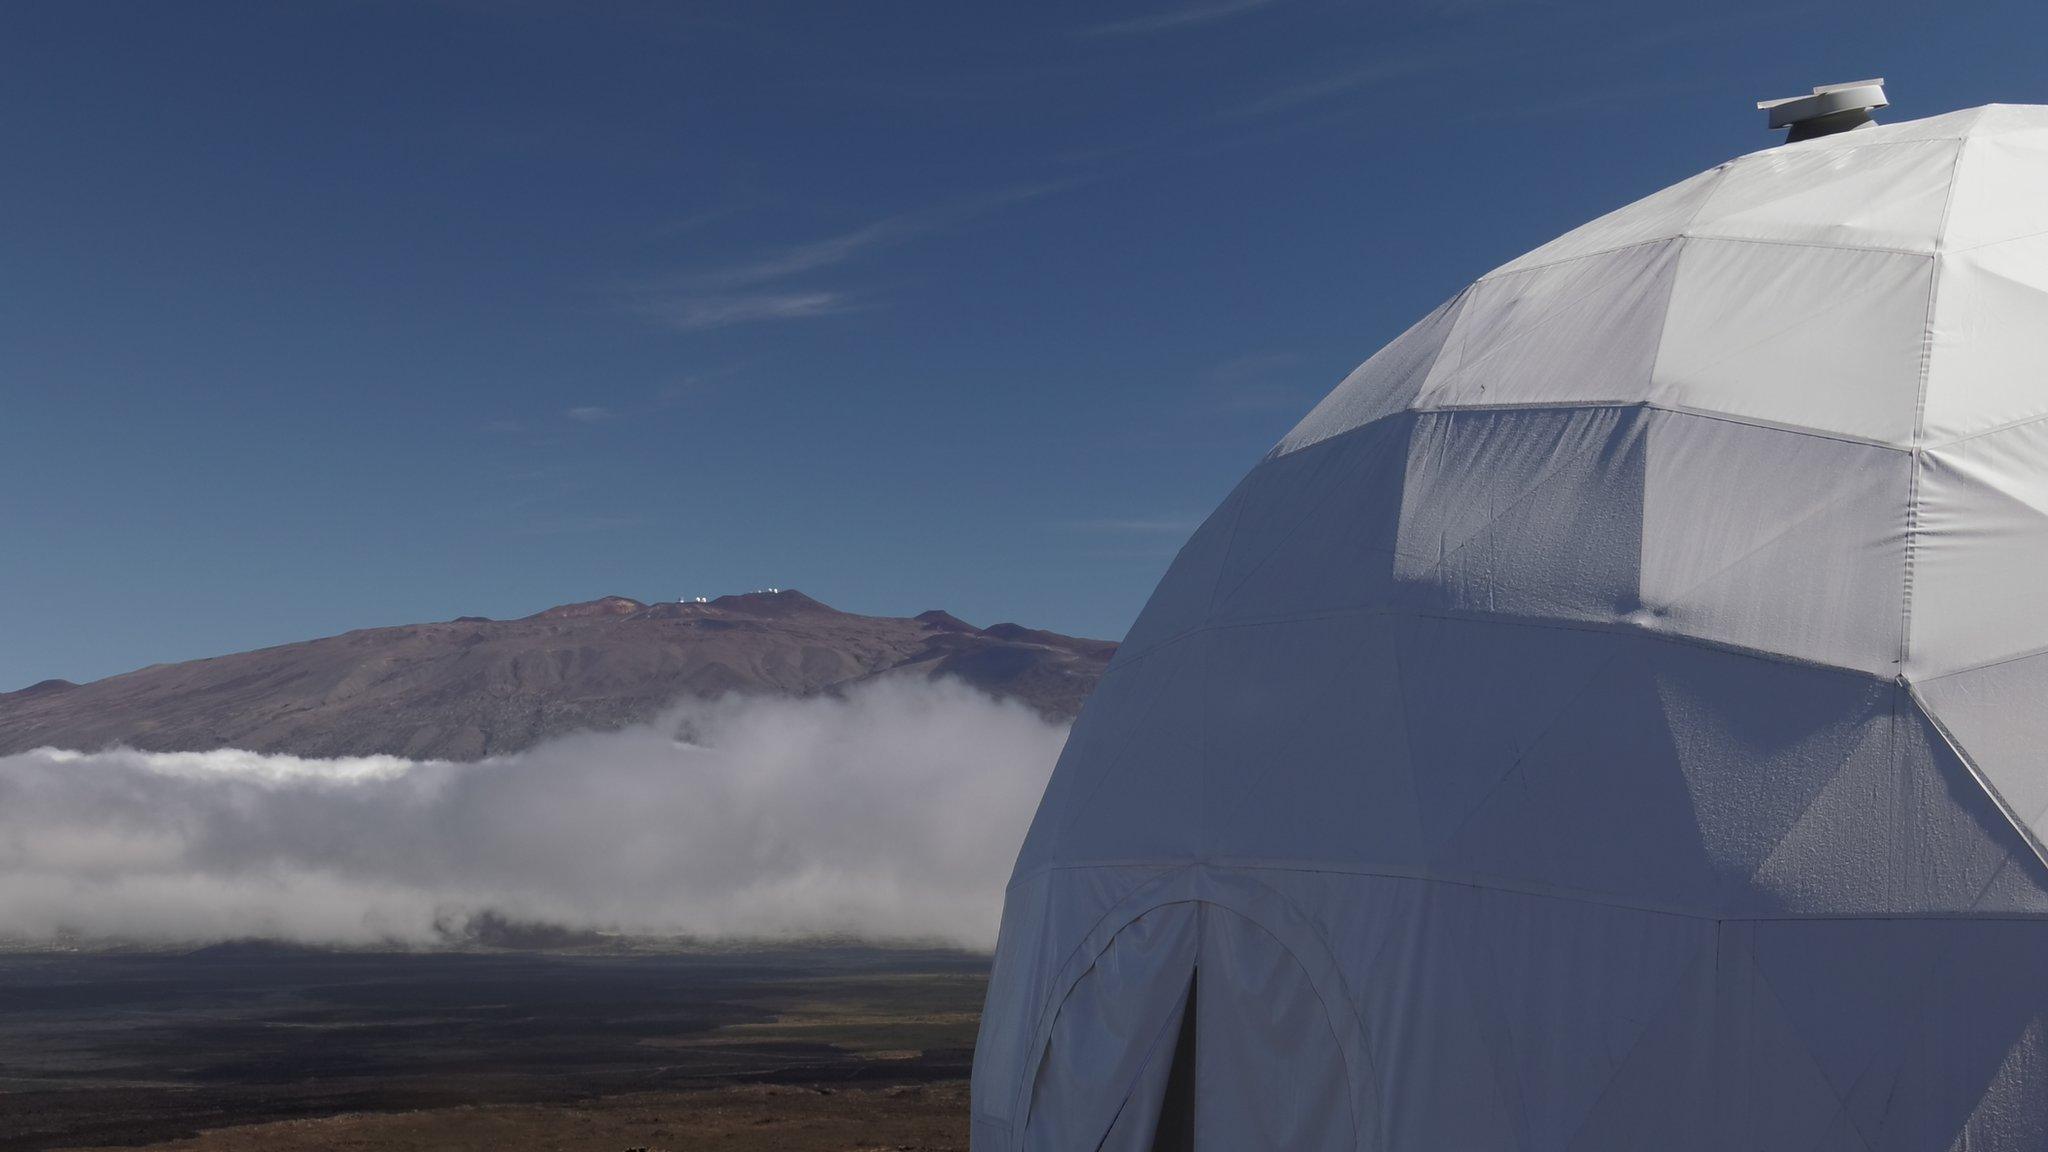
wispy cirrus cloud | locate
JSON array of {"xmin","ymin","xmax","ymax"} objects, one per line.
[
  {"xmin": 624, "ymin": 219, "xmax": 889, "ymax": 333},
  {"xmin": 628, "ymin": 180, "xmax": 1080, "ymax": 333},
  {"xmin": 565, "ymin": 405, "xmax": 615, "ymax": 423},
  {"xmin": 1222, "ymin": 3, "xmax": 1754, "ymax": 125},
  {"xmin": 1224, "ymin": 54, "xmax": 1446, "ymax": 119},
  {"xmin": 693, "ymin": 220, "xmax": 905, "ymax": 288},
  {"xmin": 638, "ymin": 290, "xmax": 861, "ymax": 332},
  {"xmin": 1078, "ymin": 0, "xmax": 1284, "ymax": 37}
]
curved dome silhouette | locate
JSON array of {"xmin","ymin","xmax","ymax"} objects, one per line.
[{"xmin": 973, "ymin": 104, "xmax": 2048, "ymax": 1152}]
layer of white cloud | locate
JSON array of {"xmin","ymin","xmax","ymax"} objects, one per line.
[{"xmin": 0, "ymin": 678, "xmax": 1064, "ymax": 951}]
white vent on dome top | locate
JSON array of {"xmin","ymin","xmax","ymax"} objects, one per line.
[{"xmin": 1758, "ymin": 79, "xmax": 1887, "ymax": 141}]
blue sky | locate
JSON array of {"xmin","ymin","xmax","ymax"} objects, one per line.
[{"xmin": 3, "ymin": 0, "xmax": 2043, "ymax": 688}]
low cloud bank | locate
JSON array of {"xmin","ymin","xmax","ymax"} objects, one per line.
[{"xmin": 0, "ymin": 679, "xmax": 1065, "ymax": 950}]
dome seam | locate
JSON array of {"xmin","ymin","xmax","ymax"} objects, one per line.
[
  {"xmin": 1279, "ymin": 394, "xmax": 1911, "ymax": 461},
  {"xmin": 1898, "ymin": 134, "xmax": 1974, "ymax": 676},
  {"xmin": 1910, "ymin": 637, "xmax": 2048, "ymax": 684},
  {"xmin": 1113, "ymin": 601, "xmax": 1898, "ymax": 683},
  {"xmin": 1002, "ymin": 859, "xmax": 2048, "ymax": 922}
]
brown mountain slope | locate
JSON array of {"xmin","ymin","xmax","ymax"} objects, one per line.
[{"xmin": 0, "ymin": 591, "xmax": 1113, "ymax": 760}]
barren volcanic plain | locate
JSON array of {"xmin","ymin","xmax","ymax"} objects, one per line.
[{"xmin": 0, "ymin": 944, "xmax": 983, "ymax": 1151}]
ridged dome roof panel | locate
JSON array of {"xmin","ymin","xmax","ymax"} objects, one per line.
[
  {"xmin": 1648, "ymin": 236, "xmax": 1933, "ymax": 443},
  {"xmin": 1689, "ymin": 136, "xmax": 1960, "ymax": 252},
  {"xmin": 1924, "ymin": 234, "xmax": 2048, "ymax": 443}
]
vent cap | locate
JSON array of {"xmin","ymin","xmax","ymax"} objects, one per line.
[{"xmin": 1758, "ymin": 79, "xmax": 1887, "ymax": 141}]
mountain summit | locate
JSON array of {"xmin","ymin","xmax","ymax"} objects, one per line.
[{"xmin": 0, "ymin": 591, "xmax": 1113, "ymax": 760}]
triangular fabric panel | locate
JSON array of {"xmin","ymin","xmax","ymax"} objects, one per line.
[
  {"xmin": 1195, "ymin": 615, "xmax": 1426, "ymax": 868},
  {"xmin": 1013, "ymin": 648, "xmax": 1189, "ymax": 874},
  {"xmin": 1395, "ymin": 406, "xmax": 1646, "ymax": 624},
  {"xmin": 1451, "ymin": 888, "xmax": 1716, "ymax": 1152},
  {"xmin": 1748, "ymin": 918, "xmax": 2048, "ymax": 1152},
  {"xmin": 1417, "ymin": 240, "xmax": 1678, "ymax": 409},
  {"xmin": 1044, "ymin": 649, "xmax": 1210, "ymax": 864},
  {"xmin": 1638, "ymin": 408, "xmax": 1908, "ymax": 673},
  {"xmin": 1556, "ymin": 931, "xmax": 1721, "ymax": 1152},
  {"xmin": 1650, "ymin": 237, "xmax": 1933, "ymax": 444},
  {"xmin": 1923, "ymin": 233, "xmax": 2048, "ymax": 442},
  {"xmin": 1435, "ymin": 637, "xmax": 1723, "ymax": 911},
  {"xmin": 1940, "ymin": 124, "xmax": 2048, "ymax": 251},
  {"xmin": 1710, "ymin": 924, "xmax": 1857, "ymax": 1152},
  {"xmin": 1747, "ymin": 694, "xmax": 2048, "ymax": 913},
  {"xmin": 1909, "ymin": 416, "xmax": 2048, "ymax": 678},
  {"xmin": 1687, "ymin": 136, "xmax": 1959, "ymax": 253},
  {"xmin": 1913, "ymin": 650, "xmax": 2048, "ymax": 882},
  {"xmin": 1391, "ymin": 613, "xmax": 1629, "ymax": 857},
  {"xmin": 1212, "ymin": 414, "xmax": 1411, "ymax": 621},
  {"xmin": 1647, "ymin": 641, "xmax": 1897, "ymax": 913}
]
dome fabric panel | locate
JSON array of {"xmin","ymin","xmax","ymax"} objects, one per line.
[
  {"xmin": 1743, "ymin": 918, "xmax": 2048, "ymax": 1151},
  {"xmin": 1414, "ymin": 241, "xmax": 1678, "ymax": 409},
  {"xmin": 1937, "ymin": 112, "xmax": 2048, "ymax": 251},
  {"xmin": 1742, "ymin": 693, "xmax": 2047, "ymax": 915},
  {"xmin": 1649, "ymin": 237, "xmax": 1932, "ymax": 443},
  {"xmin": 1913, "ymin": 653, "xmax": 2048, "ymax": 849},
  {"xmin": 1393, "ymin": 406, "xmax": 1645, "ymax": 623},
  {"xmin": 1208, "ymin": 416, "xmax": 1411, "ymax": 624},
  {"xmin": 1908, "ymin": 417, "xmax": 2048, "ymax": 677},
  {"xmin": 1187, "ymin": 617, "xmax": 1425, "ymax": 866},
  {"xmin": 1923, "ymin": 234, "xmax": 2048, "ymax": 442},
  {"xmin": 1006, "ymin": 655, "xmax": 1181, "ymax": 870},
  {"xmin": 975, "ymin": 104, "xmax": 2048, "ymax": 1152},
  {"xmin": 1389, "ymin": 612, "xmax": 1624, "ymax": 855},
  {"xmin": 1212, "ymin": 416, "xmax": 1409, "ymax": 619},
  {"xmin": 1684, "ymin": 136, "xmax": 1959, "ymax": 252},
  {"xmin": 1636, "ymin": 409, "xmax": 1907, "ymax": 672}
]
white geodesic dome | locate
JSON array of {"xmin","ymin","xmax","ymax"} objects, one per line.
[{"xmin": 972, "ymin": 105, "xmax": 2048, "ymax": 1152}]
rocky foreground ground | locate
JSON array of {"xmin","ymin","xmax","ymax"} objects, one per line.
[{"xmin": 62, "ymin": 1083, "xmax": 969, "ymax": 1152}]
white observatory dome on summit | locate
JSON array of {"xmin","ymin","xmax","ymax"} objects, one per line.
[{"xmin": 972, "ymin": 102, "xmax": 2048, "ymax": 1152}]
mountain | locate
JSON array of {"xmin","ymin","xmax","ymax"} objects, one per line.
[{"xmin": 0, "ymin": 591, "xmax": 1115, "ymax": 760}]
